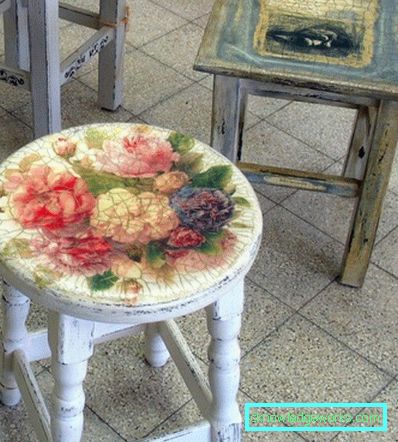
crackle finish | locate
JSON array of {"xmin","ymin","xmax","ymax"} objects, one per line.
[
  {"xmin": 195, "ymin": 0, "xmax": 398, "ymax": 99},
  {"xmin": 0, "ymin": 123, "xmax": 262, "ymax": 315}
]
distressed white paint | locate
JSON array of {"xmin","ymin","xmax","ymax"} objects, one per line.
[
  {"xmin": 206, "ymin": 280, "xmax": 244, "ymax": 441},
  {"xmin": 98, "ymin": 0, "xmax": 127, "ymax": 110},
  {"xmin": 48, "ymin": 312, "xmax": 95, "ymax": 442},
  {"xmin": 0, "ymin": 284, "xmax": 30, "ymax": 406},
  {"xmin": 13, "ymin": 350, "xmax": 51, "ymax": 441},
  {"xmin": 145, "ymin": 323, "xmax": 170, "ymax": 368}
]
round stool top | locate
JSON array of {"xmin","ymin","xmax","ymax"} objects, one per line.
[{"xmin": 0, "ymin": 124, "xmax": 262, "ymax": 321}]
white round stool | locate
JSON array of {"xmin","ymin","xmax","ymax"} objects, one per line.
[{"xmin": 0, "ymin": 123, "xmax": 262, "ymax": 441}]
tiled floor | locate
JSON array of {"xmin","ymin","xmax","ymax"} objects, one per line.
[{"xmin": 0, "ymin": 1, "xmax": 398, "ymax": 441}]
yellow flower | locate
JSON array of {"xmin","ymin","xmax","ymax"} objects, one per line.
[
  {"xmin": 154, "ymin": 171, "xmax": 189, "ymax": 193},
  {"xmin": 90, "ymin": 189, "xmax": 180, "ymax": 244}
]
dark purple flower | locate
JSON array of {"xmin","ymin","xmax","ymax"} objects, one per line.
[{"xmin": 170, "ymin": 187, "xmax": 234, "ymax": 232}]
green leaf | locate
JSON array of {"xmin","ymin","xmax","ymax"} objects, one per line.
[
  {"xmin": 88, "ymin": 271, "xmax": 118, "ymax": 291},
  {"xmin": 2, "ymin": 238, "xmax": 33, "ymax": 259},
  {"xmin": 191, "ymin": 165, "xmax": 233, "ymax": 190},
  {"xmin": 72, "ymin": 162, "xmax": 152, "ymax": 196},
  {"xmin": 175, "ymin": 152, "xmax": 204, "ymax": 176},
  {"xmin": 167, "ymin": 132, "xmax": 195, "ymax": 154},
  {"xmin": 198, "ymin": 231, "xmax": 226, "ymax": 256},
  {"xmin": 84, "ymin": 128, "xmax": 109, "ymax": 149},
  {"xmin": 231, "ymin": 222, "xmax": 249, "ymax": 229},
  {"xmin": 232, "ymin": 196, "xmax": 250, "ymax": 207},
  {"xmin": 146, "ymin": 242, "xmax": 166, "ymax": 269}
]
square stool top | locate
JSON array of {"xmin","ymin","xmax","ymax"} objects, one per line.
[
  {"xmin": 195, "ymin": 0, "xmax": 398, "ymax": 100},
  {"xmin": 0, "ymin": 124, "xmax": 262, "ymax": 321}
]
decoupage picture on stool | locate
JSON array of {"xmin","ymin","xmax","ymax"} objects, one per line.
[{"xmin": 254, "ymin": 0, "xmax": 378, "ymax": 67}]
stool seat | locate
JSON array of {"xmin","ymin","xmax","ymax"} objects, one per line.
[
  {"xmin": 0, "ymin": 123, "xmax": 262, "ymax": 322},
  {"xmin": 196, "ymin": 0, "xmax": 398, "ymax": 100}
]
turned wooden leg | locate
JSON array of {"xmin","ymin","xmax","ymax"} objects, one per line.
[
  {"xmin": 211, "ymin": 75, "xmax": 246, "ymax": 162},
  {"xmin": 4, "ymin": 0, "xmax": 30, "ymax": 70},
  {"xmin": 27, "ymin": 0, "xmax": 61, "ymax": 137},
  {"xmin": 48, "ymin": 312, "xmax": 94, "ymax": 442},
  {"xmin": 206, "ymin": 279, "xmax": 244, "ymax": 441},
  {"xmin": 98, "ymin": 0, "xmax": 127, "ymax": 110},
  {"xmin": 0, "ymin": 283, "xmax": 30, "ymax": 406},
  {"xmin": 343, "ymin": 106, "xmax": 377, "ymax": 180},
  {"xmin": 144, "ymin": 323, "xmax": 170, "ymax": 368},
  {"xmin": 340, "ymin": 100, "xmax": 398, "ymax": 287}
]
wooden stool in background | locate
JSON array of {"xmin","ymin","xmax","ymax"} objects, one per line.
[
  {"xmin": 195, "ymin": 0, "xmax": 398, "ymax": 287},
  {"xmin": 1, "ymin": 0, "xmax": 127, "ymax": 137}
]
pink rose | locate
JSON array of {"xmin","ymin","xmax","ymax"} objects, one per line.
[
  {"xmin": 154, "ymin": 171, "xmax": 189, "ymax": 193},
  {"xmin": 31, "ymin": 229, "xmax": 114, "ymax": 277},
  {"xmin": 167, "ymin": 226, "xmax": 205, "ymax": 248},
  {"xmin": 96, "ymin": 134, "xmax": 180, "ymax": 178},
  {"xmin": 166, "ymin": 231, "xmax": 237, "ymax": 272},
  {"xmin": 53, "ymin": 136, "xmax": 76, "ymax": 158},
  {"xmin": 7, "ymin": 166, "xmax": 96, "ymax": 231}
]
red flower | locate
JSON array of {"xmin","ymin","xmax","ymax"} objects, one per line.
[
  {"xmin": 8, "ymin": 166, "xmax": 96, "ymax": 231},
  {"xmin": 31, "ymin": 229, "xmax": 114, "ymax": 277},
  {"xmin": 167, "ymin": 226, "xmax": 205, "ymax": 248}
]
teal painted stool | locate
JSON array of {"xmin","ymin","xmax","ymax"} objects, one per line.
[{"xmin": 195, "ymin": 0, "xmax": 398, "ymax": 287}]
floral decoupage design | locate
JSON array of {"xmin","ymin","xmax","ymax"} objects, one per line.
[{"xmin": 0, "ymin": 124, "xmax": 261, "ymax": 306}]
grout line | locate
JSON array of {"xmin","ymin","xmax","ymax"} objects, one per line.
[
  {"xmin": 84, "ymin": 404, "xmax": 128, "ymax": 441},
  {"xmin": 264, "ymin": 116, "xmax": 345, "ymax": 163},
  {"xmin": 295, "ymin": 310, "xmax": 397, "ymax": 378},
  {"xmin": 370, "ymin": 261, "xmax": 398, "ymax": 282},
  {"xmin": 142, "ymin": 398, "xmax": 193, "ymax": 439},
  {"xmin": 149, "ymin": 0, "xmax": 211, "ymax": 23}
]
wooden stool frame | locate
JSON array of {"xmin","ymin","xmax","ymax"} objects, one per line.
[
  {"xmin": 210, "ymin": 77, "xmax": 398, "ymax": 288},
  {"xmin": 0, "ymin": 0, "xmax": 127, "ymax": 137}
]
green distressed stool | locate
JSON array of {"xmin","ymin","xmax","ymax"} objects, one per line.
[{"xmin": 195, "ymin": 0, "xmax": 398, "ymax": 287}]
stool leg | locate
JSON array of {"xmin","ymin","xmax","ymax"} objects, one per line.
[
  {"xmin": 211, "ymin": 75, "xmax": 246, "ymax": 162},
  {"xmin": 206, "ymin": 279, "xmax": 244, "ymax": 441},
  {"xmin": 27, "ymin": 0, "xmax": 61, "ymax": 137},
  {"xmin": 144, "ymin": 323, "xmax": 170, "ymax": 368},
  {"xmin": 98, "ymin": 0, "xmax": 127, "ymax": 110},
  {"xmin": 340, "ymin": 100, "xmax": 398, "ymax": 287},
  {"xmin": 0, "ymin": 283, "xmax": 30, "ymax": 406},
  {"xmin": 48, "ymin": 312, "xmax": 95, "ymax": 442},
  {"xmin": 4, "ymin": 0, "xmax": 30, "ymax": 70},
  {"xmin": 343, "ymin": 106, "xmax": 377, "ymax": 180}
]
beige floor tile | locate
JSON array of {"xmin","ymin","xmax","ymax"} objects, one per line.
[
  {"xmin": 283, "ymin": 189, "xmax": 398, "ymax": 246},
  {"xmin": 176, "ymin": 279, "xmax": 295, "ymax": 362},
  {"xmin": 83, "ymin": 334, "xmax": 198, "ymax": 440},
  {"xmin": 80, "ymin": 48, "xmax": 193, "ymax": 115},
  {"xmin": 267, "ymin": 102, "xmax": 356, "ymax": 161},
  {"xmin": 147, "ymin": 391, "xmax": 306, "ymax": 441},
  {"xmin": 240, "ymin": 315, "xmax": 391, "ymax": 441},
  {"xmin": 372, "ymin": 227, "xmax": 398, "ymax": 279},
  {"xmin": 0, "ymin": 56, "xmax": 31, "ymax": 112},
  {"xmin": 301, "ymin": 265, "xmax": 398, "ymax": 374},
  {"xmin": 0, "ymin": 369, "xmax": 123, "ymax": 442},
  {"xmin": 141, "ymin": 82, "xmax": 260, "ymax": 145},
  {"xmin": 248, "ymin": 95, "xmax": 290, "ymax": 120},
  {"xmin": 141, "ymin": 22, "xmax": 207, "ymax": 81},
  {"xmin": 242, "ymin": 120, "xmax": 334, "ymax": 173},
  {"xmin": 194, "ymin": 13, "xmax": 211, "ymax": 28},
  {"xmin": 334, "ymin": 380, "xmax": 398, "ymax": 441},
  {"xmin": 12, "ymin": 79, "xmax": 132, "ymax": 129},
  {"xmin": 248, "ymin": 206, "xmax": 344, "ymax": 309},
  {"xmin": 125, "ymin": 0, "xmax": 187, "ymax": 47},
  {"xmin": 151, "ymin": 0, "xmax": 215, "ymax": 21},
  {"xmin": 0, "ymin": 112, "xmax": 32, "ymax": 160}
]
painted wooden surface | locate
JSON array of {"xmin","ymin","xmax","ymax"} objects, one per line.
[
  {"xmin": 1, "ymin": 0, "xmax": 127, "ymax": 137},
  {"xmin": 195, "ymin": 0, "xmax": 398, "ymax": 100},
  {"xmin": 0, "ymin": 123, "xmax": 262, "ymax": 321}
]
